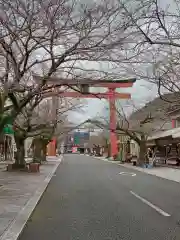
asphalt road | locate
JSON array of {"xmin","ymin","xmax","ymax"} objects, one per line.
[{"xmin": 19, "ymin": 154, "xmax": 180, "ymax": 240}]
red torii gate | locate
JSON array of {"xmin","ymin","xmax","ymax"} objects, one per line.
[{"xmin": 35, "ymin": 76, "xmax": 136, "ymax": 158}]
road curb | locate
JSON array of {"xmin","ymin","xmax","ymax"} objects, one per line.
[
  {"xmin": 93, "ymin": 156, "xmax": 118, "ymax": 164},
  {"xmin": 0, "ymin": 156, "xmax": 63, "ymax": 240}
]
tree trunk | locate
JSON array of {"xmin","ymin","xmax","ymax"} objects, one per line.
[
  {"xmin": 138, "ymin": 135, "xmax": 147, "ymax": 166},
  {"xmin": 33, "ymin": 138, "xmax": 43, "ymax": 163},
  {"xmin": 107, "ymin": 144, "xmax": 111, "ymax": 158},
  {"xmin": 14, "ymin": 135, "xmax": 26, "ymax": 168},
  {"xmin": 42, "ymin": 141, "xmax": 48, "ymax": 162}
]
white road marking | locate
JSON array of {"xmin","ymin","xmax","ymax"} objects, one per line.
[
  {"xmin": 130, "ymin": 191, "xmax": 171, "ymax": 217},
  {"xmin": 94, "ymin": 157, "xmax": 115, "ymax": 163},
  {"xmin": 119, "ymin": 172, "xmax": 136, "ymax": 176}
]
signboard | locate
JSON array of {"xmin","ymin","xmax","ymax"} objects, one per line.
[
  {"xmin": 74, "ymin": 132, "xmax": 89, "ymax": 144},
  {"xmin": 0, "ymin": 115, "xmax": 14, "ymax": 135},
  {"xmin": 74, "ymin": 134, "xmax": 79, "ymax": 144},
  {"xmin": 83, "ymin": 132, "xmax": 89, "ymax": 140},
  {"xmin": 3, "ymin": 124, "xmax": 14, "ymax": 134},
  {"xmin": 65, "ymin": 132, "xmax": 90, "ymax": 148},
  {"xmin": 72, "ymin": 147, "xmax": 77, "ymax": 153}
]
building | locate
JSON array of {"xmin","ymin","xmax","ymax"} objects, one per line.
[{"xmin": 127, "ymin": 92, "xmax": 180, "ymax": 164}]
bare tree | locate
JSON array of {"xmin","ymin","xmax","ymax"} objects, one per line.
[
  {"xmin": 89, "ymin": 95, "xmax": 173, "ymax": 164},
  {"xmin": 116, "ymin": 96, "xmax": 175, "ymax": 164},
  {"xmin": 117, "ymin": 0, "xmax": 180, "ymax": 102},
  {"xmin": 14, "ymin": 96, "xmax": 83, "ymax": 166},
  {"xmin": 0, "ymin": 0, "xmax": 137, "ymax": 132}
]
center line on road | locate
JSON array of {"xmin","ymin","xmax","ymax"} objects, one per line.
[{"xmin": 130, "ymin": 191, "xmax": 171, "ymax": 217}]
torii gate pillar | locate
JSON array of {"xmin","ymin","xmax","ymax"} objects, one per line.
[{"xmin": 109, "ymin": 88, "xmax": 118, "ymax": 158}]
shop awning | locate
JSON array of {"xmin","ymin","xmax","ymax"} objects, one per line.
[{"xmin": 148, "ymin": 127, "xmax": 180, "ymax": 141}]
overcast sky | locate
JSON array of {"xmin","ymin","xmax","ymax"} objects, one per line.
[{"xmin": 68, "ymin": 0, "xmax": 173, "ymax": 125}]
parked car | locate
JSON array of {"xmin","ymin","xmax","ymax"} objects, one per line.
[{"xmin": 67, "ymin": 149, "xmax": 72, "ymax": 153}]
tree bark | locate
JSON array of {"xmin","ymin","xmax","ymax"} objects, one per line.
[
  {"xmin": 107, "ymin": 144, "xmax": 111, "ymax": 158},
  {"xmin": 138, "ymin": 135, "xmax": 147, "ymax": 166},
  {"xmin": 42, "ymin": 141, "xmax": 48, "ymax": 162},
  {"xmin": 32, "ymin": 138, "xmax": 43, "ymax": 163},
  {"xmin": 14, "ymin": 135, "xmax": 26, "ymax": 167}
]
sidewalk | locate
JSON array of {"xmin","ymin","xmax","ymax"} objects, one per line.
[
  {"xmin": 0, "ymin": 156, "xmax": 62, "ymax": 240},
  {"xmin": 95, "ymin": 156, "xmax": 180, "ymax": 183},
  {"xmin": 122, "ymin": 163, "xmax": 180, "ymax": 183}
]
